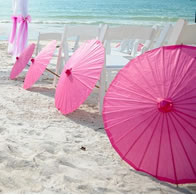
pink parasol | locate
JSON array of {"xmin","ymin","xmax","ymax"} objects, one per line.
[
  {"xmin": 10, "ymin": 43, "xmax": 35, "ymax": 80},
  {"xmin": 55, "ymin": 39, "xmax": 105, "ymax": 115},
  {"xmin": 23, "ymin": 40, "xmax": 57, "ymax": 90},
  {"xmin": 103, "ymin": 45, "xmax": 196, "ymax": 184}
]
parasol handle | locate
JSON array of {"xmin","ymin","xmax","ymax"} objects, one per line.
[
  {"xmin": 45, "ymin": 68, "xmax": 60, "ymax": 78},
  {"xmin": 45, "ymin": 68, "xmax": 100, "ymax": 89}
]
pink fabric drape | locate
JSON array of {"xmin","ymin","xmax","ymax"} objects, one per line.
[
  {"xmin": 14, "ymin": 15, "xmax": 31, "ymax": 56},
  {"xmin": 8, "ymin": 0, "xmax": 19, "ymax": 55},
  {"xmin": 9, "ymin": 0, "xmax": 30, "ymax": 57},
  {"xmin": 9, "ymin": 16, "xmax": 18, "ymax": 44}
]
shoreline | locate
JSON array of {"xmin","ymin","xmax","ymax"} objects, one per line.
[{"xmin": 1, "ymin": 22, "xmax": 165, "ymax": 41}]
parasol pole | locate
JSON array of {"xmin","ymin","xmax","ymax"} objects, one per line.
[
  {"xmin": 45, "ymin": 68, "xmax": 60, "ymax": 78},
  {"xmin": 29, "ymin": 61, "xmax": 100, "ymax": 88},
  {"xmin": 45, "ymin": 67, "xmax": 100, "ymax": 89}
]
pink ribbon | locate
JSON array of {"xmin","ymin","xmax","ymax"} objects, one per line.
[
  {"xmin": 9, "ymin": 16, "xmax": 18, "ymax": 44},
  {"xmin": 17, "ymin": 15, "xmax": 31, "ymax": 23},
  {"xmin": 15, "ymin": 15, "xmax": 31, "ymax": 56}
]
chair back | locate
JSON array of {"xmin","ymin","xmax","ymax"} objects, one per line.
[
  {"xmin": 104, "ymin": 25, "xmax": 159, "ymax": 55},
  {"xmin": 153, "ymin": 23, "xmax": 173, "ymax": 49},
  {"xmin": 105, "ymin": 25, "xmax": 156, "ymax": 41},
  {"xmin": 63, "ymin": 24, "xmax": 103, "ymax": 52},
  {"xmin": 179, "ymin": 23, "xmax": 196, "ymax": 45},
  {"xmin": 35, "ymin": 32, "xmax": 64, "ymax": 55},
  {"xmin": 167, "ymin": 19, "xmax": 187, "ymax": 45}
]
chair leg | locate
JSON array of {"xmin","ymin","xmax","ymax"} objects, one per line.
[
  {"xmin": 53, "ymin": 56, "xmax": 61, "ymax": 87},
  {"xmin": 99, "ymin": 67, "xmax": 106, "ymax": 114},
  {"xmin": 107, "ymin": 69, "xmax": 113, "ymax": 88}
]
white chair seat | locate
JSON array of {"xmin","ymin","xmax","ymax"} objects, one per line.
[
  {"xmin": 106, "ymin": 55, "xmax": 129, "ymax": 69},
  {"xmin": 110, "ymin": 50, "xmax": 132, "ymax": 57}
]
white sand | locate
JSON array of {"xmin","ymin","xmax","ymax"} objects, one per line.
[{"xmin": 0, "ymin": 41, "xmax": 196, "ymax": 193}]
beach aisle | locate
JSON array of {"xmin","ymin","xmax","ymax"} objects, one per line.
[{"xmin": 0, "ymin": 41, "xmax": 195, "ymax": 193}]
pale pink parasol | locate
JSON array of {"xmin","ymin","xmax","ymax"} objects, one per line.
[
  {"xmin": 55, "ymin": 39, "xmax": 105, "ymax": 115},
  {"xmin": 103, "ymin": 45, "xmax": 196, "ymax": 184},
  {"xmin": 10, "ymin": 43, "xmax": 35, "ymax": 80},
  {"xmin": 23, "ymin": 40, "xmax": 57, "ymax": 90}
]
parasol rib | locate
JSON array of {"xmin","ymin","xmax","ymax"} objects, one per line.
[
  {"xmin": 166, "ymin": 114, "xmax": 178, "ymax": 183},
  {"xmin": 170, "ymin": 113, "xmax": 196, "ymax": 177},
  {"xmin": 138, "ymin": 114, "xmax": 161, "ymax": 169}
]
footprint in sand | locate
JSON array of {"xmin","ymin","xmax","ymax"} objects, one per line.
[
  {"xmin": 63, "ymin": 175, "xmax": 80, "ymax": 183},
  {"xmin": 58, "ymin": 158, "xmax": 77, "ymax": 169},
  {"xmin": 41, "ymin": 144, "xmax": 55, "ymax": 154},
  {"xmin": 77, "ymin": 185, "xmax": 108, "ymax": 193},
  {"xmin": 7, "ymin": 159, "xmax": 35, "ymax": 169},
  {"xmin": 95, "ymin": 187, "xmax": 113, "ymax": 194},
  {"xmin": 77, "ymin": 185, "xmax": 88, "ymax": 190},
  {"xmin": 0, "ymin": 127, "xmax": 5, "ymax": 133}
]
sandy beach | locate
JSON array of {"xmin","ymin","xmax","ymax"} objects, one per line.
[{"xmin": 0, "ymin": 40, "xmax": 196, "ymax": 193}]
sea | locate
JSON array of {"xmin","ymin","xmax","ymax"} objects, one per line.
[{"xmin": 0, "ymin": 0, "xmax": 195, "ymax": 40}]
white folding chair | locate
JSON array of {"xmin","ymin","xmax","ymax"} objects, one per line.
[
  {"xmin": 168, "ymin": 19, "xmax": 196, "ymax": 46},
  {"xmin": 35, "ymin": 29, "xmax": 67, "ymax": 86},
  {"xmin": 152, "ymin": 23, "xmax": 172, "ymax": 49},
  {"xmin": 52, "ymin": 24, "xmax": 104, "ymax": 86},
  {"xmin": 167, "ymin": 19, "xmax": 188, "ymax": 45},
  {"xmin": 98, "ymin": 25, "xmax": 159, "ymax": 113},
  {"xmin": 64, "ymin": 24, "xmax": 101, "ymax": 53},
  {"xmin": 180, "ymin": 23, "xmax": 196, "ymax": 45},
  {"xmin": 105, "ymin": 25, "xmax": 158, "ymax": 57}
]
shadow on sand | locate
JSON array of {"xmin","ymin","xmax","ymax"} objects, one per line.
[
  {"xmin": 129, "ymin": 169, "xmax": 193, "ymax": 194},
  {"xmin": 28, "ymin": 86, "xmax": 56, "ymax": 98},
  {"xmin": 28, "ymin": 86, "xmax": 104, "ymax": 133}
]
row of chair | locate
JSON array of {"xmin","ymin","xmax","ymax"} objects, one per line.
[{"xmin": 35, "ymin": 19, "xmax": 196, "ymax": 113}]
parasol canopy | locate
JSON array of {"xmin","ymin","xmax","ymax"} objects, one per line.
[
  {"xmin": 55, "ymin": 39, "xmax": 105, "ymax": 115},
  {"xmin": 10, "ymin": 43, "xmax": 35, "ymax": 79},
  {"xmin": 103, "ymin": 45, "xmax": 196, "ymax": 184},
  {"xmin": 23, "ymin": 40, "xmax": 57, "ymax": 89}
]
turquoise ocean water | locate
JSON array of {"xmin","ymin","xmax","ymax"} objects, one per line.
[{"xmin": 0, "ymin": 0, "xmax": 195, "ymax": 39}]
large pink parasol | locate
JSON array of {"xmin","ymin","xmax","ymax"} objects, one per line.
[
  {"xmin": 103, "ymin": 45, "xmax": 196, "ymax": 184},
  {"xmin": 23, "ymin": 40, "xmax": 57, "ymax": 90},
  {"xmin": 55, "ymin": 39, "xmax": 105, "ymax": 115},
  {"xmin": 10, "ymin": 43, "xmax": 35, "ymax": 80}
]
